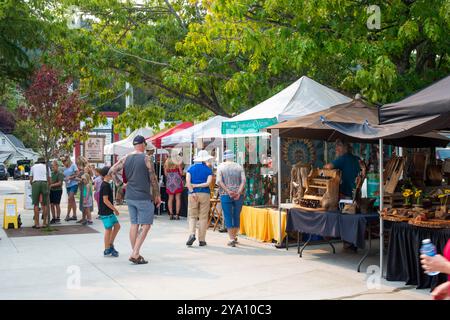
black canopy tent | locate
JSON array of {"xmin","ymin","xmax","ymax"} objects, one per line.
[
  {"xmin": 267, "ymin": 96, "xmax": 449, "ymax": 276},
  {"xmin": 266, "ymin": 99, "xmax": 449, "ymax": 147},
  {"xmin": 320, "ymin": 75, "xmax": 450, "ymax": 277},
  {"xmin": 379, "ymin": 75, "xmax": 450, "ymax": 131}
]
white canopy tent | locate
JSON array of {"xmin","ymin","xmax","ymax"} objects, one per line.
[
  {"xmin": 104, "ymin": 128, "xmax": 156, "ymax": 157},
  {"xmin": 221, "ymin": 75, "xmax": 352, "ymax": 136},
  {"xmin": 161, "ymin": 115, "xmax": 228, "ymax": 147}
]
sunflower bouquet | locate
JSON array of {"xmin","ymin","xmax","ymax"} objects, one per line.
[
  {"xmin": 402, "ymin": 188, "xmax": 414, "ymax": 206},
  {"xmin": 414, "ymin": 188, "xmax": 423, "ymax": 205}
]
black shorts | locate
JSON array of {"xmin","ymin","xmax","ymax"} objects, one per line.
[{"xmin": 50, "ymin": 190, "xmax": 63, "ymax": 205}]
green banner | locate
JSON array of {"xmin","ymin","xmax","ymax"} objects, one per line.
[{"xmin": 221, "ymin": 117, "xmax": 278, "ymax": 135}]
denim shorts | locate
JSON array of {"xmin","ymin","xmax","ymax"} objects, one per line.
[
  {"xmin": 127, "ymin": 199, "xmax": 154, "ymax": 225},
  {"xmin": 66, "ymin": 185, "xmax": 78, "ymax": 195},
  {"xmin": 220, "ymin": 195, "xmax": 244, "ymax": 229},
  {"xmin": 100, "ymin": 214, "xmax": 119, "ymax": 229}
]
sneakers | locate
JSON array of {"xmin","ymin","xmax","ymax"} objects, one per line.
[
  {"xmin": 186, "ymin": 234, "xmax": 196, "ymax": 246},
  {"xmin": 104, "ymin": 248, "xmax": 113, "ymax": 256},
  {"xmin": 87, "ymin": 220, "xmax": 93, "ymax": 225},
  {"xmin": 227, "ymin": 241, "xmax": 236, "ymax": 247},
  {"xmin": 199, "ymin": 241, "xmax": 207, "ymax": 247},
  {"xmin": 104, "ymin": 245, "xmax": 119, "ymax": 257},
  {"xmin": 69, "ymin": 216, "xmax": 78, "ymax": 221},
  {"xmin": 110, "ymin": 245, "xmax": 119, "ymax": 257}
]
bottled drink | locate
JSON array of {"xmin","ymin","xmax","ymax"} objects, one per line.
[{"xmin": 420, "ymin": 239, "xmax": 440, "ymax": 276}]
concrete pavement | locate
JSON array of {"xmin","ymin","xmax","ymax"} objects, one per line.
[{"xmin": 0, "ymin": 180, "xmax": 430, "ymax": 300}]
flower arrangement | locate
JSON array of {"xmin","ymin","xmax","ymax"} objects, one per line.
[
  {"xmin": 402, "ymin": 189, "xmax": 413, "ymax": 206},
  {"xmin": 414, "ymin": 188, "xmax": 423, "ymax": 205}
]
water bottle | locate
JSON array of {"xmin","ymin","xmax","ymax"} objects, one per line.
[{"xmin": 420, "ymin": 239, "xmax": 440, "ymax": 276}]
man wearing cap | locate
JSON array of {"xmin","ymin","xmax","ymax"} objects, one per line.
[
  {"xmin": 185, "ymin": 150, "xmax": 214, "ymax": 247},
  {"xmin": 109, "ymin": 135, "xmax": 161, "ymax": 264}
]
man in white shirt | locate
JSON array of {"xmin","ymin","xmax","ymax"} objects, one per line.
[{"xmin": 30, "ymin": 157, "xmax": 50, "ymax": 228}]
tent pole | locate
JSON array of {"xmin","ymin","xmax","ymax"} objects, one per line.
[
  {"xmin": 277, "ymin": 134, "xmax": 282, "ymax": 245},
  {"xmin": 379, "ymin": 139, "xmax": 384, "ymax": 278},
  {"xmin": 158, "ymin": 149, "xmax": 162, "ymax": 178},
  {"xmin": 221, "ymin": 138, "xmax": 224, "ymax": 163}
]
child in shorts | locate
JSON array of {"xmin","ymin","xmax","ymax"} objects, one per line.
[{"xmin": 99, "ymin": 166, "xmax": 121, "ymax": 257}]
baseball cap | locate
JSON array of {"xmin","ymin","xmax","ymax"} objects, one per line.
[{"xmin": 133, "ymin": 135, "xmax": 147, "ymax": 145}]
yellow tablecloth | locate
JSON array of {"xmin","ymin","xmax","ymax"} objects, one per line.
[{"xmin": 239, "ymin": 206, "xmax": 287, "ymax": 243}]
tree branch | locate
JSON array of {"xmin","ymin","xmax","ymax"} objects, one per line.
[{"xmin": 163, "ymin": 0, "xmax": 187, "ymax": 31}]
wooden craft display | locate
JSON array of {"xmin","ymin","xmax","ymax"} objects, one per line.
[
  {"xmin": 299, "ymin": 168, "xmax": 340, "ymax": 211},
  {"xmin": 384, "ymin": 156, "xmax": 405, "ymax": 194}
]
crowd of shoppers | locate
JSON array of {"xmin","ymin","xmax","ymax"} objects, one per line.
[{"xmin": 28, "ymin": 141, "xmax": 246, "ymax": 265}]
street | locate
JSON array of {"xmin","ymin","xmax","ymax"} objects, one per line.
[{"xmin": 0, "ymin": 179, "xmax": 429, "ymax": 300}]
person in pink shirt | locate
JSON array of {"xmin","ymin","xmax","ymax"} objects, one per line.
[{"xmin": 421, "ymin": 240, "xmax": 450, "ymax": 300}]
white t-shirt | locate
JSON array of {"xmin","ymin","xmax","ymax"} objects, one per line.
[{"xmin": 30, "ymin": 163, "xmax": 48, "ymax": 182}]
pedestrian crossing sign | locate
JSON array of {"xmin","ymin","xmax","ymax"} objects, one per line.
[{"xmin": 3, "ymin": 199, "xmax": 18, "ymax": 229}]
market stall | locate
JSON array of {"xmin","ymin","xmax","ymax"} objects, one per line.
[
  {"xmin": 266, "ymin": 96, "xmax": 449, "ymax": 275},
  {"xmin": 221, "ymin": 76, "xmax": 351, "ymax": 243},
  {"xmin": 318, "ymin": 76, "xmax": 450, "ymax": 284}
]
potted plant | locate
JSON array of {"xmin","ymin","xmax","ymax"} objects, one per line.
[
  {"xmin": 402, "ymin": 188, "xmax": 413, "ymax": 208},
  {"xmin": 413, "ymin": 188, "xmax": 423, "ymax": 208},
  {"xmin": 437, "ymin": 189, "xmax": 449, "ymax": 215}
]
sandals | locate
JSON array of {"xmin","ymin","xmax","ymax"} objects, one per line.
[
  {"xmin": 169, "ymin": 214, "xmax": 174, "ymax": 220},
  {"xmin": 32, "ymin": 225, "xmax": 41, "ymax": 229},
  {"xmin": 175, "ymin": 215, "xmax": 180, "ymax": 220},
  {"xmin": 129, "ymin": 255, "xmax": 148, "ymax": 265}
]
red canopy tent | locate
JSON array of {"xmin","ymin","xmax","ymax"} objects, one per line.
[{"xmin": 146, "ymin": 122, "xmax": 194, "ymax": 149}]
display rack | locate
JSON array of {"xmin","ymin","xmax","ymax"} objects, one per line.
[{"xmin": 299, "ymin": 168, "xmax": 341, "ymax": 211}]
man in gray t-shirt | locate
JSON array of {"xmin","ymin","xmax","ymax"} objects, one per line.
[
  {"xmin": 216, "ymin": 150, "xmax": 246, "ymax": 247},
  {"xmin": 110, "ymin": 135, "xmax": 161, "ymax": 265}
]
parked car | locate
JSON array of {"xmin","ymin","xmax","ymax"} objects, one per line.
[
  {"xmin": 13, "ymin": 159, "xmax": 32, "ymax": 180},
  {"xmin": 0, "ymin": 163, "xmax": 9, "ymax": 180}
]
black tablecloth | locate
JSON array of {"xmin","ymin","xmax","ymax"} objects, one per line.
[
  {"xmin": 386, "ymin": 221, "xmax": 450, "ymax": 290},
  {"xmin": 286, "ymin": 209, "xmax": 379, "ymax": 249}
]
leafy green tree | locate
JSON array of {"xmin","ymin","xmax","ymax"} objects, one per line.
[
  {"xmin": 44, "ymin": 0, "xmax": 449, "ymax": 128},
  {"xmin": 0, "ymin": 0, "xmax": 53, "ymax": 84}
]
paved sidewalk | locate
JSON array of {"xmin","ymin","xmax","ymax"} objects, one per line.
[{"xmin": 0, "ymin": 181, "xmax": 430, "ymax": 300}]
